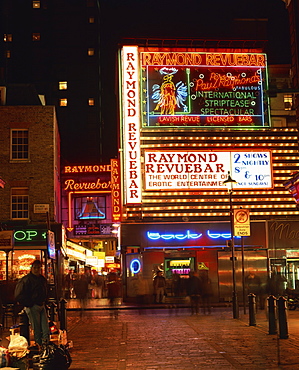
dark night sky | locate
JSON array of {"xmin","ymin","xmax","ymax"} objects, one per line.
[{"xmin": 99, "ymin": 0, "xmax": 291, "ymax": 160}]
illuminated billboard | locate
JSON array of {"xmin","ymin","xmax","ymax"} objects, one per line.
[
  {"xmin": 144, "ymin": 150, "xmax": 272, "ymax": 190},
  {"xmin": 121, "ymin": 46, "xmax": 142, "ymax": 204},
  {"xmin": 140, "ymin": 50, "xmax": 269, "ymax": 128}
]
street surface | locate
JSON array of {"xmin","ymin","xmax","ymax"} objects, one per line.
[{"xmin": 66, "ymin": 303, "xmax": 299, "ymax": 370}]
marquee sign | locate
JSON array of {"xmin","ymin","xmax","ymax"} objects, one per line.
[
  {"xmin": 111, "ymin": 159, "xmax": 122, "ymax": 222},
  {"xmin": 121, "ymin": 46, "xmax": 142, "ymax": 204},
  {"xmin": 140, "ymin": 50, "xmax": 269, "ymax": 128},
  {"xmin": 144, "ymin": 150, "xmax": 272, "ymax": 190}
]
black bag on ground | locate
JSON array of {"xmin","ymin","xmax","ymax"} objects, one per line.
[{"xmin": 39, "ymin": 342, "xmax": 72, "ymax": 370}]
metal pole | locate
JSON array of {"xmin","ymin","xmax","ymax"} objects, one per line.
[
  {"xmin": 241, "ymin": 235, "xmax": 246, "ymax": 314},
  {"xmin": 229, "ymin": 190, "xmax": 239, "ymax": 319},
  {"xmin": 5, "ymin": 251, "xmax": 9, "ymax": 281}
]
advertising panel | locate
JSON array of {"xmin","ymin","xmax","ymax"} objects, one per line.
[
  {"xmin": 144, "ymin": 150, "xmax": 272, "ymax": 190},
  {"xmin": 121, "ymin": 46, "xmax": 142, "ymax": 204},
  {"xmin": 140, "ymin": 50, "xmax": 269, "ymax": 128}
]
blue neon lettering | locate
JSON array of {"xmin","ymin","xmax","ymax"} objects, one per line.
[
  {"xmin": 147, "ymin": 230, "xmax": 241, "ymax": 241},
  {"xmin": 147, "ymin": 230, "xmax": 202, "ymax": 240},
  {"xmin": 130, "ymin": 259, "xmax": 141, "ymax": 274}
]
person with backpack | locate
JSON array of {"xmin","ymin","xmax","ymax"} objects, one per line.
[{"xmin": 14, "ymin": 260, "xmax": 49, "ymax": 348}]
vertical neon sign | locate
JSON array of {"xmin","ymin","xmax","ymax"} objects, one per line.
[
  {"xmin": 111, "ymin": 158, "xmax": 122, "ymax": 222},
  {"xmin": 122, "ymin": 46, "xmax": 142, "ymax": 204}
]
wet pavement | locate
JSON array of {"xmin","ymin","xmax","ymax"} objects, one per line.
[
  {"xmin": 2, "ymin": 299, "xmax": 299, "ymax": 369},
  {"xmin": 65, "ymin": 300, "xmax": 299, "ymax": 370}
]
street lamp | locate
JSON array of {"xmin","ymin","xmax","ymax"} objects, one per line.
[{"xmin": 223, "ymin": 171, "xmax": 239, "ymax": 319}]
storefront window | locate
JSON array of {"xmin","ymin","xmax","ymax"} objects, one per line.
[
  {"xmin": 75, "ymin": 196, "xmax": 106, "ymax": 220},
  {"xmin": 0, "ymin": 250, "xmax": 42, "ymax": 280}
]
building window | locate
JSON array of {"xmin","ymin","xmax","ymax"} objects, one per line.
[
  {"xmin": 59, "ymin": 81, "xmax": 67, "ymax": 90},
  {"xmin": 87, "ymin": 48, "xmax": 95, "ymax": 56},
  {"xmin": 32, "ymin": 33, "xmax": 41, "ymax": 41},
  {"xmin": 88, "ymin": 98, "xmax": 94, "ymax": 106},
  {"xmin": 75, "ymin": 196, "xmax": 106, "ymax": 220},
  {"xmin": 88, "ymin": 17, "xmax": 95, "ymax": 23},
  {"xmin": 284, "ymin": 94, "xmax": 293, "ymax": 110},
  {"xmin": 11, "ymin": 130, "xmax": 29, "ymax": 160},
  {"xmin": 5, "ymin": 50, "xmax": 11, "ymax": 58},
  {"xmin": 60, "ymin": 98, "xmax": 67, "ymax": 106},
  {"xmin": 32, "ymin": 1, "xmax": 41, "ymax": 8},
  {"xmin": 4, "ymin": 34, "xmax": 12, "ymax": 42},
  {"xmin": 11, "ymin": 188, "xmax": 29, "ymax": 219}
]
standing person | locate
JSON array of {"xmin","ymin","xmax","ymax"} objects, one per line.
[
  {"xmin": 73, "ymin": 274, "xmax": 89, "ymax": 317},
  {"xmin": 153, "ymin": 270, "xmax": 166, "ymax": 303},
  {"xmin": 107, "ymin": 271, "xmax": 121, "ymax": 318},
  {"xmin": 14, "ymin": 260, "xmax": 49, "ymax": 348},
  {"xmin": 186, "ymin": 271, "xmax": 201, "ymax": 315},
  {"xmin": 93, "ymin": 273, "xmax": 104, "ymax": 299},
  {"xmin": 199, "ymin": 270, "xmax": 213, "ymax": 314}
]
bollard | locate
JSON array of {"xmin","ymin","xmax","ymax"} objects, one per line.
[
  {"xmin": 18, "ymin": 309, "xmax": 30, "ymax": 345},
  {"xmin": 248, "ymin": 293, "xmax": 256, "ymax": 326},
  {"xmin": 277, "ymin": 296, "xmax": 289, "ymax": 339},
  {"xmin": 267, "ymin": 295, "xmax": 277, "ymax": 335},
  {"xmin": 59, "ymin": 298, "xmax": 67, "ymax": 331},
  {"xmin": 49, "ymin": 301, "xmax": 57, "ymax": 322}
]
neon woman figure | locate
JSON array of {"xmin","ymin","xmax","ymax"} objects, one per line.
[{"xmin": 154, "ymin": 74, "xmax": 177, "ymax": 115}]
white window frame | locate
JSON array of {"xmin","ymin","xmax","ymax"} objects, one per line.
[
  {"xmin": 11, "ymin": 129, "xmax": 29, "ymax": 161},
  {"xmin": 11, "ymin": 188, "xmax": 29, "ymax": 220}
]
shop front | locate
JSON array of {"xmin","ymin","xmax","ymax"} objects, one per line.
[
  {"xmin": 268, "ymin": 220, "xmax": 299, "ymax": 291},
  {"xmin": 0, "ymin": 224, "xmax": 66, "ymax": 302},
  {"xmin": 121, "ymin": 221, "xmax": 268, "ymax": 303}
]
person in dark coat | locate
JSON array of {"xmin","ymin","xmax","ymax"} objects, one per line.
[
  {"xmin": 107, "ymin": 272, "xmax": 121, "ymax": 318},
  {"xmin": 186, "ymin": 271, "xmax": 202, "ymax": 315},
  {"xmin": 153, "ymin": 270, "xmax": 167, "ymax": 303},
  {"xmin": 73, "ymin": 274, "xmax": 89, "ymax": 317},
  {"xmin": 14, "ymin": 260, "xmax": 49, "ymax": 347},
  {"xmin": 199, "ymin": 270, "xmax": 213, "ymax": 314}
]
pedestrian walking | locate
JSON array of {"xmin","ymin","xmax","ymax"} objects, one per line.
[
  {"xmin": 107, "ymin": 271, "xmax": 121, "ymax": 318},
  {"xmin": 186, "ymin": 271, "xmax": 201, "ymax": 315},
  {"xmin": 93, "ymin": 273, "xmax": 104, "ymax": 299},
  {"xmin": 245, "ymin": 270, "xmax": 264, "ymax": 309},
  {"xmin": 73, "ymin": 274, "xmax": 89, "ymax": 317},
  {"xmin": 199, "ymin": 270, "xmax": 213, "ymax": 314},
  {"xmin": 14, "ymin": 259, "xmax": 50, "ymax": 348},
  {"xmin": 153, "ymin": 270, "xmax": 166, "ymax": 303}
]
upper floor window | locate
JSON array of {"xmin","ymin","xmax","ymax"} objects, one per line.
[
  {"xmin": 11, "ymin": 188, "xmax": 29, "ymax": 219},
  {"xmin": 284, "ymin": 94, "xmax": 293, "ymax": 110},
  {"xmin": 32, "ymin": 1, "xmax": 41, "ymax": 8},
  {"xmin": 59, "ymin": 81, "xmax": 68, "ymax": 90},
  {"xmin": 88, "ymin": 98, "xmax": 95, "ymax": 106},
  {"xmin": 88, "ymin": 48, "xmax": 95, "ymax": 56},
  {"xmin": 11, "ymin": 130, "xmax": 29, "ymax": 160},
  {"xmin": 60, "ymin": 98, "xmax": 67, "ymax": 107},
  {"xmin": 32, "ymin": 33, "xmax": 41, "ymax": 41},
  {"xmin": 5, "ymin": 50, "xmax": 11, "ymax": 58},
  {"xmin": 4, "ymin": 34, "xmax": 12, "ymax": 42},
  {"xmin": 88, "ymin": 17, "xmax": 95, "ymax": 23}
]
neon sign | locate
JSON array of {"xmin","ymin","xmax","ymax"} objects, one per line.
[
  {"xmin": 121, "ymin": 46, "xmax": 142, "ymax": 204},
  {"xmin": 64, "ymin": 165, "xmax": 111, "ymax": 174},
  {"xmin": 147, "ymin": 230, "xmax": 241, "ymax": 241},
  {"xmin": 111, "ymin": 158, "xmax": 121, "ymax": 222},
  {"xmin": 130, "ymin": 259, "xmax": 141, "ymax": 274},
  {"xmin": 147, "ymin": 230, "xmax": 202, "ymax": 240},
  {"xmin": 14, "ymin": 230, "xmax": 46, "ymax": 241},
  {"xmin": 144, "ymin": 150, "xmax": 272, "ymax": 190},
  {"xmin": 140, "ymin": 50, "xmax": 269, "ymax": 128},
  {"xmin": 64, "ymin": 179, "xmax": 111, "ymax": 191}
]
